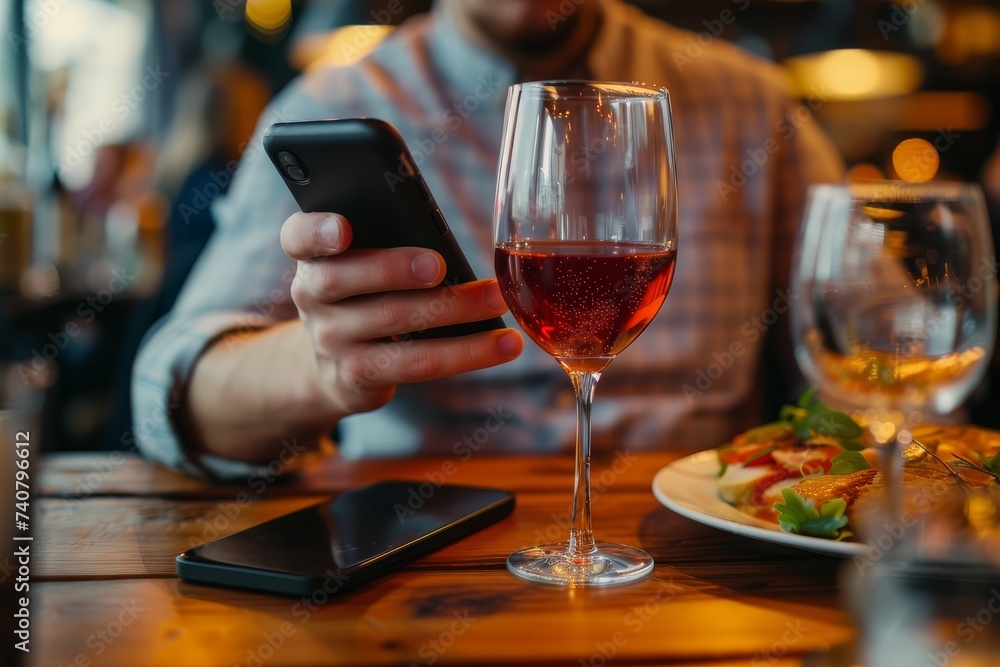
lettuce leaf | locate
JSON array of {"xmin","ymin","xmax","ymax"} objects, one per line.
[
  {"xmin": 774, "ymin": 488, "xmax": 849, "ymax": 539},
  {"xmin": 827, "ymin": 451, "xmax": 871, "ymax": 476}
]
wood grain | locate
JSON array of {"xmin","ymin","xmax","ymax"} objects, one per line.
[
  {"xmin": 29, "ymin": 450, "xmax": 867, "ymax": 666},
  {"xmin": 38, "ymin": 450, "xmax": 683, "ymax": 498},
  {"xmin": 39, "ymin": 425, "xmax": 997, "ymax": 499},
  {"xmin": 31, "ymin": 575, "xmax": 852, "ymax": 667},
  {"xmin": 35, "ymin": 491, "xmax": 842, "ymax": 582}
]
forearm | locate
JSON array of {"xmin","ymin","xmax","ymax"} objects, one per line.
[{"xmin": 184, "ymin": 319, "xmax": 338, "ymax": 463}]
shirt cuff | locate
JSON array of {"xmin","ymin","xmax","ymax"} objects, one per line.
[{"xmin": 131, "ymin": 311, "xmax": 279, "ymax": 480}]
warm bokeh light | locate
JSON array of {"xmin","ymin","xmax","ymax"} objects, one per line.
[
  {"xmin": 846, "ymin": 163, "xmax": 885, "ymax": 181},
  {"xmin": 937, "ymin": 6, "xmax": 1000, "ymax": 63},
  {"xmin": 892, "ymin": 138, "xmax": 939, "ymax": 182},
  {"xmin": 295, "ymin": 25, "xmax": 396, "ymax": 70},
  {"xmin": 245, "ymin": 0, "xmax": 292, "ymax": 35},
  {"xmin": 137, "ymin": 191, "xmax": 168, "ymax": 232},
  {"xmin": 817, "ymin": 49, "xmax": 880, "ymax": 97},
  {"xmin": 785, "ymin": 49, "xmax": 923, "ymax": 101},
  {"xmin": 892, "ymin": 91, "xmax": 990, "ymax": 132}
]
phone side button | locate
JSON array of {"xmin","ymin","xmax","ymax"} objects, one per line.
[
  {"xmin": 416, "ymin": 177, "xmax": 433, "ymax": 201},
  {"xmin": 431, "ymin": 209, "xmax": 449, "ymax": 235}
]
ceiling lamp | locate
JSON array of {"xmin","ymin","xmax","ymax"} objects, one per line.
[{"xmin": 784, "ymin": 49, "xmax": 924, "ymax": 102}]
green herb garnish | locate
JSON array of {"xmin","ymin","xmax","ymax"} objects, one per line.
[
  {"xmin": 743, "ymin": 444, "xmax": 779, "ymax": 465},
  {"xmin": 837, "ymin": 440, "xmax": 866, "ymax": 452},
  {"xmin": 778, "ymin": 390, "xmax": 863, "ymax": 442},
  {"xmin": 774, "ymin": 488, "xmax": 850, "ymax": 539},
  {"xmin": 827, "ymin": 451, "xmax": 872, "ymax": 476},
  {"xmin": 911, "ymin": 439, "xmax": 970, "ymax": 489},
  {"xmin": 949, "ymin": 452, "xmax": 1000, "ymax": 484},
  {"xmin": 743, "ymin": 422, "xmax": 794, "ymax": 443}
]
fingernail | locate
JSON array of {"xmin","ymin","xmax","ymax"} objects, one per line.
[
  {"xmin": 497, "ymin": 331, "xmax": 522, "ymax": 358},
  {"xmin": 484, "ymin": 282, "xmax": 506, "ymax": 311},
  {"xmin": 319, "ymin": 216, "xmax": 341, "ymax": 250},
  {"xmin": 411, "ymin": 252, "xmax": 441, "ymax": 283}
]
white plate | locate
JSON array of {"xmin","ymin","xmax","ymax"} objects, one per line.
[{"xmin": 651, "ymin": 450, "xmax": 865, "ymax": 557}]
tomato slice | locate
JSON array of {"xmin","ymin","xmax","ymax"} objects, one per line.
[
  {"xmin": 748, "ymin": 469, "xmax": 794, "ymax": 506},
  {"xmin": 772, "ymin": 445, "xmax": 841, "ymax": 475},
  {"xmin": 718, "ymin": 442, "xmax": 777, "ymax": 467}
]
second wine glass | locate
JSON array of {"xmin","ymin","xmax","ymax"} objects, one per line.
[
  {"xmin": 493, "ymin": 81, "xmax": 679, "ymax": 586},
  {"xmin": 791, "ymin": 181, "xmax": 997, "ymax": 520}
]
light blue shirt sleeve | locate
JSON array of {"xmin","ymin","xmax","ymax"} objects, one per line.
[{"xmin": 130, "ymin": 85, "xmax": 331, "ymax": 478}]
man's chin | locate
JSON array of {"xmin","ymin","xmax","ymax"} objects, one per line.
[{"xmin": 466, "ymin": 1, "xmax": 583, "ymax": 55}]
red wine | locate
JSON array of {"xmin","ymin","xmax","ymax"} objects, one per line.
[{"xmin": 495, "ymin": 241, "xmax": 676, "ymax": 367}]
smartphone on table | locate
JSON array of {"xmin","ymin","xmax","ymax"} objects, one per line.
[
  {"xmin": 176, "ymin": 480, "xmax": 514, "ymax": 598},
  {"xmin": 263, "ymin": 118, "xmax": 505, "ymax": 339}
]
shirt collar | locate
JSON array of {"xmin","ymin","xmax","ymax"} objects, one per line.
[
  {"xmin": 426, "ymin": 7, "xmax": 519, "ymax": 99},
  {"xmin": 425, "ymin": 3, "xmax": 617, "ymax": 91}
]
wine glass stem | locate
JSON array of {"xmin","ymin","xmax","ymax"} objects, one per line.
[
  {"xmin": 568, "ymin": 370, "xmax": 600, "ymax": 560},
  {"xmin": 877, "ymin": 433, "xmax": 904, "ymax": 527}
]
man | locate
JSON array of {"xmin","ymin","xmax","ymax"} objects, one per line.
[{"xmin": 132, "ymin": 0, "xmax": 842, "ymax": 477}]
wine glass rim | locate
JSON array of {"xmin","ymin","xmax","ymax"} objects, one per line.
[
  {"xmin": 810, "ymin": 180, "xmax": 984, "ymax": 203},
  {"xmin": 512, "ymin": 80, "xmax": 670, "ymax": 100}
]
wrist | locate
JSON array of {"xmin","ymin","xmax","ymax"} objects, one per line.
[{"xmin": 278, "ymin": 320, "xmax": 346, "ymax": 430}]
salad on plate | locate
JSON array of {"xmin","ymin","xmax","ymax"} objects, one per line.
[{"xmin": 716, "ymin": 389, "xmax": 998, "ymax": 541}]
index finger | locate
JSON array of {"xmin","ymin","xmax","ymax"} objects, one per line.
[{"xmin": 280, "ymin": 212, "xmax": 354, "ymax": 260}]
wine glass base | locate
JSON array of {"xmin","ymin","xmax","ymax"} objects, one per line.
[{"xmin": 506, "ymin": 541, "xmax": 654, "ymax": 586}]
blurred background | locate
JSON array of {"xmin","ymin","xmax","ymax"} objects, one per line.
[{"xmin": 1, "ymin": 0, "xmax": 999, "ymax": 454}]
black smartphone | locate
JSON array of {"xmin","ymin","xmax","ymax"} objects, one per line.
[
  {"xmin": 263, "ymin": 118, "xmax": 505, "ymax": 339},
  {"xmin": 175, "ymin": 480, "xmax": 514, "ymax": 598}
]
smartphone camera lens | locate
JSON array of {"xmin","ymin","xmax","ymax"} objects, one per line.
[{"xmin": 276, "ymin": 150, "xmax": 309, "ymax": 184}]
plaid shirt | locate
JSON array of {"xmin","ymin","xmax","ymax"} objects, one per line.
[{"xmin": 132, "ymin": 0, "xmax": 843, "ymax": 476}]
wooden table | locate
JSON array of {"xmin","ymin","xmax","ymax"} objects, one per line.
[{"xmin": 30, "ymin": 450, "xmax": 857, "ymax": 666}]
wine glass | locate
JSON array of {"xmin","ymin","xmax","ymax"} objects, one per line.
[
  {"xmin": 791, "ymin": 181, "xmax": 996, "ymax": 519},
  {"xmin": 493, "ymin": 81, "xmax": 678, "ymax": 586}
]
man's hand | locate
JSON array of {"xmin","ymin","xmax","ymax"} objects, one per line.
[
  {"xmin": 280, "ymin": 211, "xmax": 524, "ymax": 416},
  {"xmin": 180, "ymin": 211, "xmax": 522, "ymax": 464}
]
